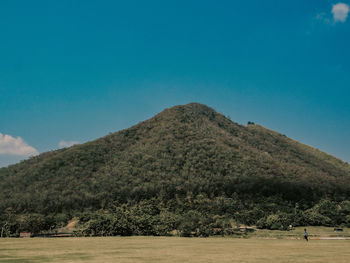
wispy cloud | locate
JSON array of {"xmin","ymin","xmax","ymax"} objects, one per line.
[
  {"xmin": 332, "ymin": 3, "xmax": 349, "ymax": 22},
  {"xmin": 315, "ymin": 12, "xmax": 332, "ymax": 24},
  {"xmin": 0, "ymin": 133, "xmax": 39, "ymax": 156},
  {"xmin": 58, "ymin": 140, "xmax": 79, "ymax": 148}
]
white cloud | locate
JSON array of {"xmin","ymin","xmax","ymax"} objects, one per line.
[
  {"xmin": 332, "ymin": 3, "xmax": 349, "ymax": 22},
  {"xmin": 0, "ymin": 133, "xmax": 39, "ymax": 156},
  {"xmin": 58, "ymin": 140, "xmax": 79, "ymax": 148}
]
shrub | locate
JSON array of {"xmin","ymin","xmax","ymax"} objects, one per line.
[{"xmin": 262, "ymin": 213, "xmax": 293, "ymax": 230}]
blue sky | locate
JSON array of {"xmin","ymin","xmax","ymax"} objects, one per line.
[{"xmin": 1, "ymin": 0, "xmax": 349, "ymax": 167}]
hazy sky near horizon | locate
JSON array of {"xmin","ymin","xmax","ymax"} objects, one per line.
[{"xmin": 1, "ymin": 0, "xmax": 350, "ymax": 167}]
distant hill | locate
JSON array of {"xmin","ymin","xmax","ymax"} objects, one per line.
[{"xmin": 1, "ymin": 103, "xmax": 350, "ymax": 236}]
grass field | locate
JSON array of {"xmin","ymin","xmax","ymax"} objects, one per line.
[
  {"xmin": 249, "ymin": 226, "xmax": 350, "ymax": 239},
  {"xmin": 1, "ymin": 234, "xmax": 350, "ymax": 263}
]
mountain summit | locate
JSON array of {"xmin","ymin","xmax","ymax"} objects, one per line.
[{"xmin": 1, "ymin": 103, "xmax": 350, "ymax": 235}]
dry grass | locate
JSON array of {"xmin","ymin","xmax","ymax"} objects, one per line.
[{"xmin": 1, "ymin": 236, "xmax": 350, "ymax": 263}]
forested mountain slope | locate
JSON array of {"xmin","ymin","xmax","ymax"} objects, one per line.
[{"xmin": 1, "ymin": 103, "xmax": 350, "ymax": 236}]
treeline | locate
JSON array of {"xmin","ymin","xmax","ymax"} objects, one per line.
[
  {"xmin": 2, "ymin": 196, "xmax": 350, "ymax": 237},
  {"xmin": 74, "ymin": 198, "xmax": 350, "ymax": 236}
]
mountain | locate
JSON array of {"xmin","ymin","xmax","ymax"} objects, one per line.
[{"xmin": 1, "ymin": 103, "xmax": 350, "ymax": 236}]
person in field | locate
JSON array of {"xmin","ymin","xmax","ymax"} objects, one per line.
[{"xmin": 304, "ymin": 228, "xmax": 308, "ymax": 242}]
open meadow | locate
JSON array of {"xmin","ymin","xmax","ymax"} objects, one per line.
[{"xmin": 1, "ymin": 233, "xmax": 350, "ymax": 263}]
